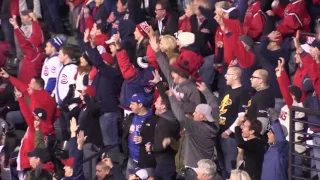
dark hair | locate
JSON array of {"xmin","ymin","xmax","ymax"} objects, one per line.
[
  {"xmin": 156, "ymin": 0, "xmax": 170, "ymax": 12},
  {"xmin": 160, "ymin": 96, "xmax": 171, "ymax": 110},
  {"xmin": 119, "ymin": 0, "xmax": 128, "ymax": 6},
  {"xmin": 79, "ymin": 53, "xmax": 92, "ymax": 74},
  {"xmin": 60, "ymin": 46, "xmax": 74, "ymax": 60},
  {"xmin": 33, "ymin": 76, "xmax": 45, "ymax": 89},
  {"xmin": 247, "ymin": 120, "xmax": 262, "ymax": 137}
]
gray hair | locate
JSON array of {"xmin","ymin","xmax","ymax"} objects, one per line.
[
  {"xmin": 197, "ymin": 159, "xmax": 217, "ymax": 180},
  {"xmin": 230, "ymin": 170, "xmax": 251, "ymax": 180}
]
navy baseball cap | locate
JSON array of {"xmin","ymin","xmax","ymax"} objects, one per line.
[
  {"xmin": 131, "ymin": 93, "xmax": 147, "ymax": 106},
  {"xmin": 311, "ymin": 39, "xmax": 320, "ymax": 49}
]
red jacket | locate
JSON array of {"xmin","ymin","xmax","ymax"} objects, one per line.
[
  {"xmin": 272, "ymin": 2, "xmax": 285, "ymax": 19},
  {"xmin": 14, "ymin": 22, "xmax": 45, "ymax": 84},
  {"xmin": 244, "ymin": 10, "xmax": 267, "ymax": 40},
  {"xmin": 0, "ymin": 41, "xmax": 10, "ymax": 68},
  {"xmin": 276, "ymin": 0, "xmax": 311, "ymax": 36},
  {"xmin": 244, "ymin": 1, "xmax": 261, "ymax": 31},
  {"xmin": 300, "ymin": 51, "xmax": 320, "ymax": 98},
  {"xmin": 178, "ymin": 15, "xmax": 191, "ymax": 32},
  {"xmin": 278, "ymin": 70, "xmax": 296, "ymax": 107},
  {"xmin": 215, "ymin": 18, "xmax": 243, "ymax": 65},
  {"xmin": 11, "ymin": 0, "xmax": 19, "ymax": 16},
  {"xmin": 94, "ymin": 33, "xmax": 110, "ymax": 52},
  {"xmin": 172, "ymin": 48, "xmax": 204, "ymax": 81},
  {"xmin": 9, "ymin": 76, "xmax": 59, "ymax": 135},
  {"xmin": 146, "ymin": 45, "xmax": 160, "ymax": 70}
]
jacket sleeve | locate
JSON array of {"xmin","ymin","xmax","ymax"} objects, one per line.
[
  {"xmin": 246, "ymin": 13, "xmax": 264, "ymax": 39},
  {"xmin": 276, "ymin": 14, "xmax": 303, "ymax": 36},
  {"xmin": 272, "ymin": 119, "xmax": 289, "ymax": 156},
  {"xmin": 110, "ymin": 165, "xmax": 126, "ymax": 180},
  {"xmin": 155, "ymin": 52, "xmax": 174, "ymax": 87},
  {"xmin": 300, "ymin": 51, "xmax": 320, "ymax": 98},
  {"xmin": 84, "ymin": 16, "xmax": 94, "ymax": 30},
  {"xmin": 84, "ymin": 42, "xmax": 119, "ymax": 78},
  {"xmin": 72, "ymin": 148, "xmax": 85, "ymax": 179},
  {"xmin": 13, "ymin": 28, "xmax": 36, "ymax": 56},
  {"xmin": 8, "ymin": 76, "xmax": 29, "ymax": 95},
  {"xmin": 27, "ymin": 21, "xmax": 44, "ymax": 47},
  {"xmin": 17, "ymin": 97, "xmax": 35, "ymax": 131},
  {"xmin": 116, "ymin": 49, "xmax": 138, "ymax": 80},
  {"xmin": 202, "ymin": 88, "xmax": 219, "ymax": 124},
  {"xmin": 45, "ymin": 78, "xmax": 56, "ymax": 94},
  {"xmin": 272, "ymin": 3, "xmax": 285, "ymax": 19},
  {"xmin": 35, "ymin": 129, "xmax": 46, "ymax": 149},
  {"xmin": 277, "ymin": 70, "xmax": 293, "ymax": 107},
  {"xmin": 146, "ymin": 45, "xmax": 159, "ymax": 70}
]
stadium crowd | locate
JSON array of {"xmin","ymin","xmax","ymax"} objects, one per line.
[{"xmin": 0, "ymin": 0, "xmax": 320, "ymax": 179}]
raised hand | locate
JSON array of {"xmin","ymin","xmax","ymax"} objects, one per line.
[
  {"xmin": 14, "ymin": 88, "xmax": 22, "ymax": 99},
  {"xmin": 84, "ymin": 28, "xmax": 90, "ymax": 43},
  {"xmin": 293, "ymin": 30, "xmax": 302, "ymax": 54},
  {"xmin": 0, "ymin": 68, "xmax": 10, "ymax": 78},
  {"xmin": 34, "ymin": 120, "xmax": 40, "ymax": 131},
  {"xmin": 149, "ymin": 70, "xmax": 161, "ymax": 84},
  {"xmin": 9, "ymin": 16, "xmax": 18, "ymax": 29},
  {"xmin": 77, "ymin": 130, "xmax": 87, "ymax": 150},
  {"xmin": 28, "ymin": 12, "xmax": 37, "ymax": 21},
  {"xmin": 268, "ymin": 31, "xmax": 281, "ymax": 42},
  {"xmin": 275, "ymin": 57, "xmax": 285, "ymax": 77},
  {"xmin": 196, "ymin": 82, "xmax": 207, "ymax": 92},
  {"xmin": 70, "ymin": 117, "xmax": 79, "ymax": 133}
]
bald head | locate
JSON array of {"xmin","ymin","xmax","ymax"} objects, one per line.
[
  {"xmin": 229, "ymin": 67, "xmax": 242, "ymax": 78},
  {"xmin": 255, "ymin": 69, "xmax": 268, "ymax": 84}
]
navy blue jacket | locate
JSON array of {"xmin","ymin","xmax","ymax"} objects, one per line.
[
  {"xmin": 84, "ymin": 42, "xmax": 122, "ymax": 113},
  {"xmin": 63, "ymin": 138, "xmax": 85, "ymax": 180},
  {"xmin": 261, "ymin": 120, "xmax": 289, "ymax": 180}
]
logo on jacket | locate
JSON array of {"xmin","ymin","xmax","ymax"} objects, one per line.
[
  {"xmin": 200, "ymin": 28, "xmax": 210, "ymax": 33},
  {"xmin": 107, "ymin": 12, "xmax": 116, "ymax": 23},
  {"xmin": 44, "ymin": 66, "xmax": 49, "ymax": 76},
  {"xmin": 51, "ymin": 66, "xmax": 56, "ymax": 74},
  {"xmin": 61, "ymin": 74, "xmax": 68, "ymax": 84}
]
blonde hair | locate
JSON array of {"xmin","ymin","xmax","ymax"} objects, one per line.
[
  {"xmin": 194, "ymin": 0, "xmax": 212, "ymax": 9},
  {"xmin": 185, "ymin": 1, "xmax": 196, "ymax": 13},
  {"xmin": 215, "ymin": 1, "xmax": 231, "ymax": 9},
  {"xmin": 230, "ymin": 170, "xmax": 251, "ymax": 180},
  {"xmin": 160, "ymin": 35, "xmax": 177, "ymax": 52}
]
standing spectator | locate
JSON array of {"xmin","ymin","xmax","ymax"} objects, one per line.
[
  {"xmin": 26, "ymin": 148, "xmax": 54, "ymax": 179},
  {"xmin": 261, "ymin": 108, "xmax": 289, "ymax": 180},
  {"xmin": 9, "ymin": 12, "xmax": 45, "ymax": 84},
  {"xmin": 134, "ymin": 21, "xmax": 150, "ymax": 58},
  {"xmin": 122, "ymin": 93, "xmax": 158, "ymax": 177},
  {"xmin": 168, "ymin": 82, "xmax": 219, "ymax": 179},
  {"xmin": 178, "ymin": 1, "xmax": 195, "ymax": 32},
  {"xmin": 234, "ymin": 118, "xmax": 265, "ymax": 180},
  {"xmin": 246, "ymin": 69, "xmax": 275, "ymax": 134},
  {"xmin": 145, "ymin": 72, "xmax": 180, "ymax": 180},
  {"xmin": 153, "ymin": 0, "xmax": 178, "ymax": 36},
  {"xmin": 83, "ymin": 29, "xmax": 122, "ymax": 152},
  {"xmin": 41, "ymin": 36, "xmax": 66, "ymax": 94},
  {"xmin": 149, "ymin": 35, "xmax": 201, "ymax": 113},
  {"xmin": 218, "ymin": 67, "xmax": 250, "ymax": 179},
  {"xmin": 106, "ymin": 0, "xmax": 130, "ymax": 36},
  {"xmin": 195, "ymin": 159, "xmax": 223, "ymax": 180},
  {"xmin": 40, "ymin": 0, "xmax": 64, "ymax": 34}
]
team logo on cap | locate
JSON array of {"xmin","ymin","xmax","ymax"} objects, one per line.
[
  {"xmin": 44, "ymin": 66, "xmax": 49, "ymax": 76},
  {"xmin": 61, "ymin": 74, "xmax": 68, "ymax": 84}
]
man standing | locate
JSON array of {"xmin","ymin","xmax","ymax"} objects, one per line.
[
  {"xmin": 41, "ymin": 36, "xmax": 66, "ymax": 93},
  {"xmin": 122, "ymin": 93, "xmax": 158, "ymax": 177},
  {"xmin": 218, "ymin": 67, "xmax": 250, "ymax": 179}
]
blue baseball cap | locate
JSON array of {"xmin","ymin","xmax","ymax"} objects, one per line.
[{"xmin": 131, "ymin": 93, "xmax": 147, "ymax": 106}]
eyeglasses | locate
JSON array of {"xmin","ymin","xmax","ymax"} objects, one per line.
[
  {"xmin": 155, "ymin": 8, "xmax": 164, "ymax": 12},
  {"xmin": 225, "ymin": 73, "xmax": 236, "ymax": 76},
  {"xmin": 250, "ymin": 75, "xmax": 261, "ymax": 79}
]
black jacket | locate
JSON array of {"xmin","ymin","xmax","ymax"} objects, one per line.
[
  {"xmin": 152, "ymin": 13, "xmax": 178, "ymax": 36},
  {"xmin": 29, "ymin": 168, "xmax": 53, "ymax": 180},
  {"xmin": 151, "ymin": 111, "xmax": 179, "ymax": 164},
  {"xmin": 190, "ymin": 13, "xmax": 217, "ymax": 57},
  {"xmin": 122, "ymin": 113, "xmax": 158, "ymax": 168},
  {"xmin": 79, "ymin": 95, "xmax": 104, "ymax": 148},
  {"xmin": 93, "ymin": 3, "xmax": 108, "ymax": 22}
]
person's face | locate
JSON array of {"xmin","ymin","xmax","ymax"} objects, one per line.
[
  {"xmin": 109, "ymin": 44, "xmax": 117, "ymax": 54},
  {"xmin": 117, "ymin": 0, "xmax": 127, "ymax": 13},
  {"xmin": 250, "ymin": 71, "xmax": 262, "ymax": 89},
  {"xmin": 267, "ymin": 131, "xmax": 275, "ymax": 144},
  {"xmin": 185, "ymin": 5, "xmax": 193, "ymax": 17},
  {"xmin": 215, "ymin": 7, "xmax": 224, "ymax": 17},
  {"xmin": 29, "ymin": 78, "xmax": 38, "ymax": 90},
  {"xmin": 134, "ymin": 27, "xmax": 142, "ymax": 41},
  {"xmin": 80, "ymin": 56, "xmax": 89, "ymax": 67},
  {"xmin": 45, "ymin": 42, "xmax": 55, "ymax": 56},
  {"xmin": 91, "ymin": 24, "xmax": 98, "ymax": 37},
  {"xmin": 154, "ymin": 96, "xmax": 164, "ymax": 115},
  {"xmin": 64, "ymin": 166, "xmax": 73, "ymax": 177},
  {"xmin": 242, "ymin": 120, "xmax": 252, "ymax": 138},
  {"xmin": 28, "ymin": 157, "xmax": 39, "ymax": 169},
  {"xmin": 171, "ymin": 71, "xmax": 180, "ymax": 84},
  {"xmin": 193, "ymin": 109, "xmax": 204, "ymax": 121},
  {"xmin": 155, "ymin": 4, "xmax": 166, "ymax": 20},
  {"xmin": 129, "ymin": 102, "xmax": 141, "ymax": 114},
  {"xmin": 95, "ymin": 0, "xmax": 104, "ymax": 7},
  {"xmin": 21, "ymin": 15, "xmax": 32, "ymax": 25},
  {"xmin": 58, "ymin": 50, "xmax": 67, "ymax": 63},
  {"xmin": 159, "ymin": 39, "xmax": 168, "ymax": 52},
  {"xmin": 224, "ymin": 69, "xmax": 236, "ymax": 86},
  {"xmin": 96, "ymin": 165, "xmax": 109, "ymax": 180}
]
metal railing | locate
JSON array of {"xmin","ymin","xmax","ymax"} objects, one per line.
[{"xmin": 289, "ymin": 106, "xmax": 320, "ymax": 180}]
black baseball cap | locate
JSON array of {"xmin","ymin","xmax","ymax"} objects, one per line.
[{"xmin": 27, "ymin": 148, "xmax": 51, "ymax": 163}]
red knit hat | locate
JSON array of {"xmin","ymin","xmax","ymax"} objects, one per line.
[
  {"xmin": 61, "ymin": 157, "xmax": 74, "ymax": 167},
  {"xmin": 136, "ymin": 21, "xmax": 151, "ymax": 37}
]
